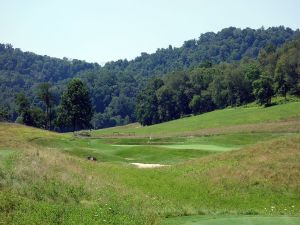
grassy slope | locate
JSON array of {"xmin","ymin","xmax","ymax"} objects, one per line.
[
  {"xmin": 165, "ymin": 215, "xmax": 300, "ymax": 225},
  {"xmin": 92, "ymin": 102, "xmax": 300, "ymax": 137},
  {"xmin": 0, "ymin": 102, "xmax": 300, "ymax": 224}
]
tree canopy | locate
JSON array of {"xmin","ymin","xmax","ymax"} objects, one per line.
[
  {"xmin": 0, "ymin": 26, "xmax": 299, "ymax": 129},
  {"xmin": 57, "ymin": 79, "xmax": 93, "ymax": 131},
  {"xmin": 135, "ymin": 35, "xmax": 300, "ymax": 125}
]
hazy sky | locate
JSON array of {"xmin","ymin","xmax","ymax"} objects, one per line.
[{"xmin": 0, "ymin": 0, "xmax": 299, "ymax": 64}]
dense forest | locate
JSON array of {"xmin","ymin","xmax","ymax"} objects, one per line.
[
  {"xmin": 0, "ymin": 26, "xmax": 299, "ymax": 130},
  {"xmin": 136, "ymin": 36, "xmax": 300, "ymax": 125}
]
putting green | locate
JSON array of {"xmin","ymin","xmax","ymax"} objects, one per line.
[
  {"xmin": 112, "ymin": 144, "xmax": 238, "ymax": 151},
  {"xmin": 164, "ymin": 216, "xmax": 300, "ymax": 225},
  {"xmin": 112, "ymin": 144, "xmax": 140, "ymax": 148},
  {"xmin": 161, "ymin": 144, "xmax": 239, "ymax": 151}
]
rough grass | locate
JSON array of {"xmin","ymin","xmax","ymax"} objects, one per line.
[
  {"xmin": 1, "ymin": 123, "xmax": 300, "ymax": 224},
  {"xmin": 0, "ymin": 101, "xmax": 300, "ymax": 224},
  {"xmin": 164, "ymin": 215, "xmax": 300, "ymax": 225},
  {"xmin": 0, "ymin": 127, "xmax": 160, "ymax": 224}
]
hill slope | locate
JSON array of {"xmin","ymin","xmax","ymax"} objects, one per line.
[
  {"xmin": 93, "ymin": 101, "xmax": 300, "ymax": 137},
  {"xmin": 1, "ymin": 102, "xmax": 300, "ymax": 224},
  {"xmin": 0, "ymin": 123, "xmax": 300, "ymax": 224}
]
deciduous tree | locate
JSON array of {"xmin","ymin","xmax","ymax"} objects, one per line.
[{"xmin": 57, "ymin": 79, "xmax": 93, "ymax": 131}]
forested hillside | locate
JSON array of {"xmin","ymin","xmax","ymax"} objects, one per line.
[
  {"xmin": 104, "ymin": 26, "xmax": 296, "ymax": 76},
  {"xmin": 0, "ymin": 26, "xmax": 298, "ymax": 129},
  {"xmin": 136, "ymin": 35, "xmax": 300, "ymax": 125}
]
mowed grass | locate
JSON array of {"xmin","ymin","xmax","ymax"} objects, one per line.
[
  {"xmin": 160, "ymin": 144, "xmax": 238, "ymax": 151},
  {"xmin": 30, "ymin": 132, "xmax": 297, "ymax": 164},
  {"xmin": 92, "ymin": 102, "xmax": 300, "ymax": 137},
  {"xmin": 164, "ymin": 215, "xmax": 300, "ymax": 225},
  {"xmin": 0, "ymin": 101, "xmax": 300, "ymax": 224},
  {"xmin": 114, "ymin": 145, "xmax": 214, "ymax": 163}
]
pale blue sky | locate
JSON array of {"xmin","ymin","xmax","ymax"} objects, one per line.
[{"xmin": 0, "ymin": 0, "xmax": 299, "ymax": 64}]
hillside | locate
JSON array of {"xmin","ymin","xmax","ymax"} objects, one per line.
[
  {"xmin": 93, "ymin": 101, "xmax": 300, "ymax": 137},
  {"xmin": 1, "ymin": 102, "xmax": 300, "ymax": 224},
  {"xmin": 0, "ymin": 26, "xmax": 298, "ymax": 127}
]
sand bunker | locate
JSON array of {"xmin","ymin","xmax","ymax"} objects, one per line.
[{"xmin": 130, "ymin": 163, "xmax": 169, "ymax": 168}]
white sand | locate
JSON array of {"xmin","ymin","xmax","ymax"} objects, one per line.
[{"xmin": 130, "ymin": 163, "xmax": 169, "ymax": 168}]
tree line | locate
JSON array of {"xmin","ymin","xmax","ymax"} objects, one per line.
[
  {"xmin": 0, "ymin": 26, "xmax": 299, "ymax": 129},
  {"xmin": 136, "ymin": 36, "xmax": 300, "ymax": 125},
  {"xmin": 14, "ymin": 79, "xmax": 93, "ymax": 132}
]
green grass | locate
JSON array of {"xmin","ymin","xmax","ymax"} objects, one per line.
[
  {"xmin": 31, "ymin": 132, "xmax": 296, "ymax": 164},
  {"xmin": 160, "ymin": 144, "xmax": 238, "ymax": 151},
  {"xmin": 164, "ymin": 216, "xmax": 300, "ymax": 225},
  {"xmin": 0, "ymin": 102, "xmax": 300, "ymax": 224},
  {"xmin": 180, "ymin": 132, "xmax": 291, "ymax": 146},
  {"xmin": 0, "ymin": 149, "xmax": 15, "ymax": 159},
  {"xmin": 92, "ymin": 102, "xmax": 300, "ymax": 137},
  {"xmin": 112, "ymin": 136, "xmax": 300, "ymax": 215},
  {"xmin": 32, "ymin": 137, "xmax": 216, "ymax": 164},
  {"xmin": 114, "ymin": 145, "xmax": 214, "ymax": 163}
]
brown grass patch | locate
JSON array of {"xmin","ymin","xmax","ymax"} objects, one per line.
[{"xmin": 186, "ymin": 135, "xmax": 300, "ymax": 191}]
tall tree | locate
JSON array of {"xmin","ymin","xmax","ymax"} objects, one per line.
[
  {"xmin": 37, "ymin": 83, "xmax": 55, "ymax": 130},
  {"xmin": 57, "ymin": 79, "xmax": 93, "ymax": 131},
  {"xmin": 156, "ymin": 86, "xmax": 177, "ymax": 122},
  {"xmin": 274, "ymin": 37, "xmax": 300, "ymax": 97},
  {"xmin": 136, "ymin": 78, "xmax": 164, "ymax": 126},
  {"xmin": 15, "ymin": 92, "xmax": 30, "ymax": 115},
  {"xmin": 252, "ymin": 73, "xmax": 274, "ymax": 106},
  {"xmin": 0, "ymin": 107, "xmax": 10, "ymax": 122},
  {"xmin": 15, "ymin": 93, "xmax": 45, "ymax": 127},
  {"xmin": 189, "ymin": 91, "xmax": 214, "ymax": 114}
]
